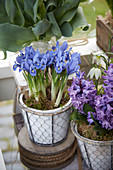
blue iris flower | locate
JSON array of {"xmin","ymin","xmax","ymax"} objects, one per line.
[
  {"xmin": 22, "ymin": 62, "xmax": 30, "ymax": 72},
  {"xmin": 55, "ymin": 62, "xmax": 63, "ymax": 74},
  {"xmin": 30, "ymin": 65, "xmax": 36, "ymax": 76},
  {"xmin": 40, "ymin": 58, "xmax": 47, "ymax": 70},
  {"xmin": 34, "ymin": 59, "xmax": 42, "ymax": 69},
  {"xmin": 67, "ymin": 53, "xmax": 81, "ymax": 75},
  {"xmin": 13, "ymin": 61, "xmax": 19, "ymax": 71},
  {"xmin": 25, "ymin": 46, "xmax": 36, "ymax": 60}
]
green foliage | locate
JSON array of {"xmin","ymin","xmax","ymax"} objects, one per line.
[
  {"xmin": 70, "ymin": 107, "xmax": 88, "ymax": 122},
  {"xmin": 105, "ymin": 0, "xmax": 113, "ymax": 17},
  {"xmin": 83, "ymin": 103, "xmax": 94, "ymax": 114},
  {"xmin": 71, "ymin": 104, "xmax": 108, "ymax": 136},
  {"xmin": 0, "ymin": 0, "xmax": 89, "ymax": 56}
]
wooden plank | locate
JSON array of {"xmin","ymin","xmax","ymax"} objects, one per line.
[
  {"xmin": 96, "ymin": 15, "xmax": 113, "ymax": 52},
  {"xmin": 0, "ymin": 148, "xmax": 6, "ymax": 170}
]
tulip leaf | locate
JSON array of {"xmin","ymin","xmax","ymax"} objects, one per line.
[
  {"xmin": 24, "ymin": 0, "xmax": 35, "ymax": 19},
  {"xmin": 80, "ymin": 0, "xmax": 88, "ymax": 2},
  {"xmin": 33, "ymin": 0, "xmax": 46, "ymax": 22},
  {"xmin": 0, "ymin": 0, "xmax": 6, "ymax": 15},
  {"xmin": 13, "ymin": 0, "xmax": 25, "ymax": 26},
  {"xmin": 46, "ymin": 0, "xmax": 57, "ymax": 12},
  {"xmin": 33, "ymin": 0, "xmax": 39, "ymax": 23},
  {"xmin": 33, "ymin": 0, "xmax": 42, "ymax": 23},
  {"xmin": 0, "ymin": 23, "xmax": 36, "ymax": 52},
  {"xmin": 5, "ymin": 0, "xmax": 16, "ymax": 23},
  {"xmin": 1, "ymin": 50, "xmax": 7, "ymax": 60},
  {"xmin": 32, "ymin": 19, "xmax": 51, "ymax": 36},
  {"xmin": 37, "ymin": 1, "xmax": 46, "ymax": 20},
  {"xmin": 47, "ymin": 12, "xmax": 61, "ymax": 38},
  {"xmin": 70, "ymin": 7, "xmax": 89, "ymax": 31},
  {"xmin": 0, "ymin": 0, "xmax": 89, "ymax": 56},
  {"xmin": 59, "ymin": 7, "xmax": 77, "ymax": 26},
  {"xmin": 61, "ymin": 22, "xmax": 72, "ymax": 37},
  {"xmin": 0, "ymin": 14, "xmax": 10, "ymax": 24},
  {"xmin": 55, "ymin": 0, "xmax": 80, "ymax": 20}
]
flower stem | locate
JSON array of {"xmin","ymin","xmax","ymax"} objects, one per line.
[{"xmin": 54, "ymin": 71, "xmax": 67, "ymax": 107}]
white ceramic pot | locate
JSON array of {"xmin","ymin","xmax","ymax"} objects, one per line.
[
  {"xmin": 71, "ymin": 121, "xmax": 113, "ymax": 170},
  {"xmin": 18, "ymin": 89, "xmax": 72, "ymax": 146}
]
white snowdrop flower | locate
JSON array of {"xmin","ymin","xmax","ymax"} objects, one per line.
[
  {"xmin": 92, "ymin": 55, "xmax": 102, "ymax": 65},
  {"xmin": 92, "ymin": 54, "xmax": 106, "ymax": 69},
  {"xmin": 87, "ymin": 67, "xmax": 101, "ymax": 80}
]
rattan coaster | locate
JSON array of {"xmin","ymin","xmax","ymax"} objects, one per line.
[{"xmin": 18, "ymin": 126, "xmax": 77, "ymax": 170}]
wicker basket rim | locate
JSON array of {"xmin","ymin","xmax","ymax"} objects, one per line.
[
  {"xmin": 18, "ymin": 88, "xmax": 72, "ymax": 116},
  {"xmin": 71, "ymin": 121, "xmax": 113, "ymax": 146}
]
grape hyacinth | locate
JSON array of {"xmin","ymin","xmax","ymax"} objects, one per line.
[
  {"xmin": 69, "ymin": 63, "xmax": 113, "ymax": 131},
  {"xmin": 95, "ymin": 95, "xmax": 113, "ymax": 130},
  {"xmin": 103, "ymin": 63, "xmax": 113, "ymax": 97}
]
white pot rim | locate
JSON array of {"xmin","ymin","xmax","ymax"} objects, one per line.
[
  {"xmin": 71, "ymin": 121, "xmax": 113, "ymax": 145},
  {"xmin": 18, "ymin": 88, "xmax": 72, "ymax": 116}
]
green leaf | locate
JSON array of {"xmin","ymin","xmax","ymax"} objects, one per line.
[
  {"xmin": 0, "ymin": 0, "xmax": 7, "ymax": 15},
  {"xmin": 70, "ymin": 108, "xmax": 87, "ymax": 122},
  {"xmin": 70, "ymin": 7, "xmax": 89, "ymax": 31},
  {"xmin": 24, "ymin": 0, "xmax": 35, "ymax": 19},
  {"xmin": 14, "ymin": 0, "xmax": 25, "ymax": 26},
  {"xmin": 33, "ymin": 0, "xmax": 46, "ymax": 23},
  {"xmin": 90, "ymin": 113, "xmax": 99, "ymax": 126},
  {"xmin": 80, "ymin": 0, "xmax": 88, "ymax": 2},
  {"xmin": 70, "ymin": 110, "xmax": 78, "ymax": 121},
  {"xmin": 5, "ymin": 0, "xmax": 16, "ymax": 23},
  {"xmin": 59, "ymin": 7, "xmax": 77, "ymax": 26},
  {"xmin": 55, "ymin": 0, "xmax": 80, "ymax": 21},
  {"xmin": 45, "ymin": 29, "xmax": 54, "ymax": 39},
  {"xmin": 0, "ymin": 14, "xmax": 10, "ymax": 24},
  {"xmin": 46, "ymin": 0, "xmax": 57, "ymax": 12},
  {"xmin": 0, "ymin": 23, "xmax": 36, "ymax": 52},
  {"xmin": 93, "ymin": 126, "xmax": 108, "ymax": 136},
  {"xmin": 47, "ymin": 12, "xmax": 61, "ymax": 38},
  {"xmin": 61, "ymin": 22, "xmax": 72, "ymax": 37},
  {"xmin": 83, "ymin": 103, "xmax": 94, "ymax": 114},
  {"xmin": 32, "ymin": 19, "xmax": 51, "ymax": 36},
  {"xmin": 33, "ymin": 0, "xmax": 39, "ymax": 23},
  {"xmin": 2, "ymin": 50, "xmax": 7, "ymax": 60},
  {"xmin": 37, "ymin": 1, "xmax": 46, "ymax": 20}
]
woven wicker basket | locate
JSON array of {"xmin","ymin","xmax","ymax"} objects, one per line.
[
  {"xmin": 18, "ymin": 88, "xmax": 72, "ymax": 146},
  {"xmin": 71, "ymin": 121, "xmax": 113, "ymax": 170}
]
